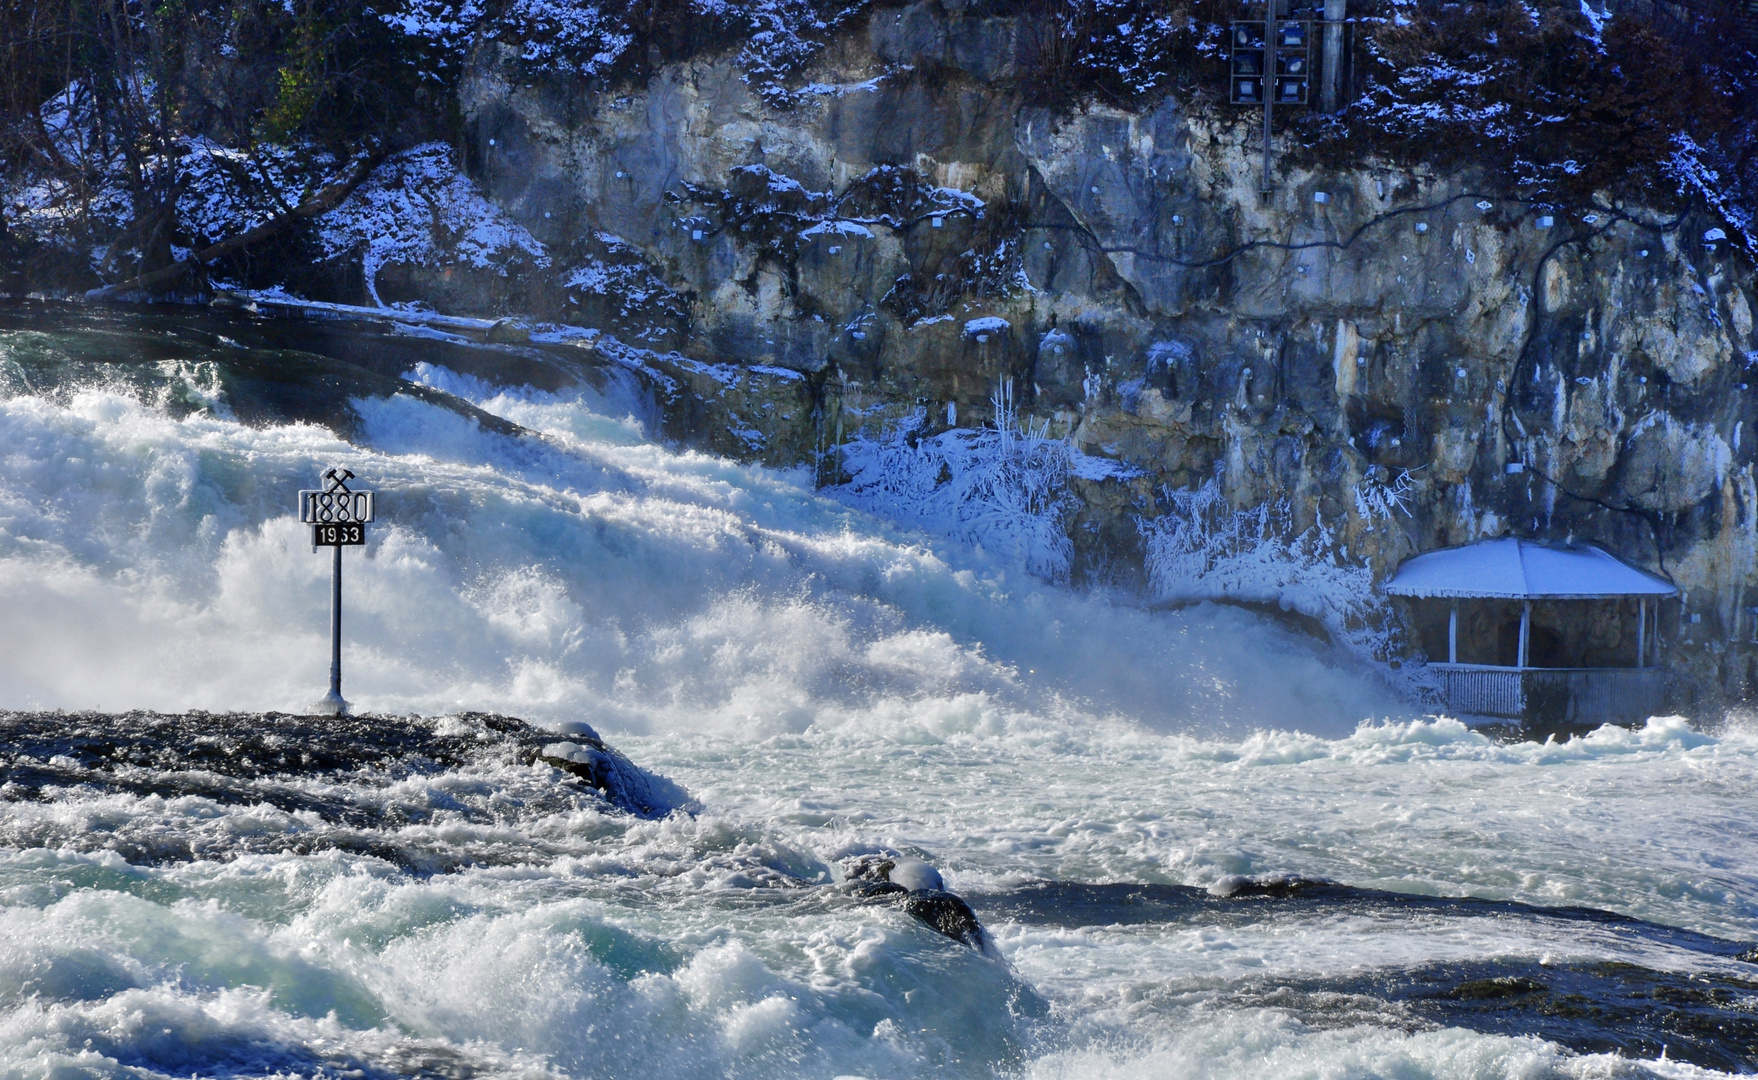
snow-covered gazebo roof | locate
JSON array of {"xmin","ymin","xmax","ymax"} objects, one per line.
[{"xmin": 1383, "ymin": 538, "xmax": 1676, "ymax": 600}]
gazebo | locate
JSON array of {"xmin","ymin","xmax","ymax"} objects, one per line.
[{"xmin": 1383, "ymin": 538, "xmax": 1677, "ymax": 724}]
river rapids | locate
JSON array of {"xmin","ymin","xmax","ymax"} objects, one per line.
[{"xmin": 0, "ymin": 300, "xmax": 1755, "ymax": 1080}]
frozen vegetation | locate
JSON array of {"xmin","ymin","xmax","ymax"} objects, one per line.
[
  {"xmin": 832, "ymin": 378, "xmax": 1417, "ymax": 675},
  {"xmin": 8, "ymin": 83, "xmax": 349, "ymax": 274},
  {"xmin": 4, "ymin": 0, "xmax": 1752, "ymax": 280},
  {"xmin": 316, "ymin": 145, "xmax": 549, "ymax": 306},
  {"xmin": 5, "ymin": 129, "xmax": 554, "ymax": 307},
  {"xmin": 382, "ymin": 0, "xmax": 867, "ymax": 103},
  {"xmin": 833, "ymin": 383, "xmax": 1078, "ymax": 583},
  {"xmin": 1137, "ymin": 473, "xmax": 1417, "ymax": 666}
]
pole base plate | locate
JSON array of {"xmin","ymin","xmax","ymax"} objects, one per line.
[{"xmin": 309, "ymin": 690, "xmax": 350, "ymax": 716}]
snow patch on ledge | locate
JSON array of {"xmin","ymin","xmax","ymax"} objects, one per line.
[
  {"xmin": 801, "ymin": 77, "xmax": 884, "ymax": 97},
  {"xmin": 748, "ymin": 365, "xmax": 805, "ymax": 381},
  {"xmin": 240, "ymin": 288, "xmax": 499, "ymax": 331},
  {"xmin": 799, "ymin": 220, "xmax": 875, "ymax": 239},
  {"xmin": 932, "ymin": 187, "xmax": 986, "ymax": 211},
  {"xmin": 1069, "ymin": 453, "xmax": 1144, "ymax": 481}
]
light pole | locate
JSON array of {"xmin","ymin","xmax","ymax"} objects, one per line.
[
  {"xmin": 1321, "ymin": 0, "xmax": 1347, "ymax": 113},
  {"xmin": 1231, "ymin": 8, "xmax": 1311, "ymax": 195},
  {"xmin": 1261, "ymin": 24, "xmax": 1275, "ymax": 195}
]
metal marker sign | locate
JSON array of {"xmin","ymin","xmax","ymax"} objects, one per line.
[
  {"xmin": 300, "ymin": 474, "xmax": 375, "ymax": 545},
  {"xmin": 299, "ymin": 469, "xmax": 374, "ymax": 714}
]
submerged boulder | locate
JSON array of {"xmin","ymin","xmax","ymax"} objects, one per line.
[
  {"xmin": 843, "ymin": 854, "xmax": 992, "ymax": 953},
  {"xmin": 537, "ymin": 727, "xmax": 696, "ymax": 818}
]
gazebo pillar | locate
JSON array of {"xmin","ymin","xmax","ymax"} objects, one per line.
[
  {"xmin": 1447, "ymin": 602, "xmax": 1458, "ymax": 664},
  {"xmin": 1638, "ymin": 598, "xmax": 1647, "ymax": 668},
  {"xmin": 1517, "ymin": 601, "xmax": 1530, "ymax": 669}
]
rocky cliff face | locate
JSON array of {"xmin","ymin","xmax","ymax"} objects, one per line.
[
  {"xmin": 447, "ymin": 5, "xmax": 1756, "ymax": 699},
  {"xmin": 144, "ymin": 5, "xmax": 1758, "ymax": 698}
]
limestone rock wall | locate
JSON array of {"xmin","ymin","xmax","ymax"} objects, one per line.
[{"xmin": 451, "ymin": 2, "xmax": 1758, "ymax": 701}]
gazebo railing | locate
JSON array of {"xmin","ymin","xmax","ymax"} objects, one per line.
[
  {"xmin": 1428, "ymin": 664, "xmax": 1669, "ymax": 723},
  {"xmin": 1429, "ymin": 664, "xmax": 1524, "ymax": 718}
]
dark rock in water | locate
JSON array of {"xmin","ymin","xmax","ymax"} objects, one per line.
[
  {"xmin": 841, "ymin": 854, "xmax": 915, "ymax": 897},
  {"xmin": 842, "ymin": 855, "xmax": 992, "ymax": 953},
  {"xmin": 1206, "ymin": 874, "xmax": 1336, "ymax": 899},
  {"xmin": 0, "ymin": 710, "xmax": 694, "ymax": 870},
  {"xmin": 973, "ymin": 878, "xmax": 1758, "ymax": 1073},
  {"xmin": 535, "ymin": 734, "xmax": 693, "ymax": 818},
  {"xmin": 1445, "ymin": 976, "xmax": 1549, "ymax": 1000},
  {"xmin": 0, "ymin": 709, "xmax": 688, "ymax": 815},
  {"xmin": 900, "ymin": 890, "xmax": 989, "ymax": 952},
  {"xmin": 537, "ymin": 739, "xmax": 618, "ymax": 787}
]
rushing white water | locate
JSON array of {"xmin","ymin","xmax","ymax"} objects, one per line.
[
  {"xmin": 0, "ymin": 350, "xmax": 1400, "ymax": 734},
  {"xmin": 2, "ymin": 317, "xmax": 1757, "ymax": 1080}
]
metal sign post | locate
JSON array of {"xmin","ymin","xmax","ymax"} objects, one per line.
[
  {"xmin": 1320, "ymin": 0, "xmax": 1347, "ymax": 113},
  {"xmin": 299, "ymin": 468, "xmax": 375, "ymax": 715}
]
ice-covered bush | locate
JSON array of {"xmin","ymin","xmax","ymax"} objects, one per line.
[
  {"xmin": 1137, "ymin": 473, "xmax": 1412, "ymax": 664},
  {"xmin": 465, "ymin": 0, "xmax": 868, "ymax": 104},
  {"xmin": 5, "ymin": 84, "xmax": 347, "ymax": 278},
  {"xmin": 832, "ymin": 383, "xmax": 1077, "ymax": 582},
  {"xmin": 1341, "ymin": 0, "xmax": 1753, "ymax": 228},
  {"xmin": 316, "ymin": 144, "xmax": 549, "ymax": 304}
]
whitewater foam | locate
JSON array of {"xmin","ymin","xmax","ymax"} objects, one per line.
[
  {"xmin": 0, "ymin": 331, "xmax": 1404, "ymax": 734},
  {"xmin": 3, "ymin": 316, "xmax": 1757, "ymax": 1079}
]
